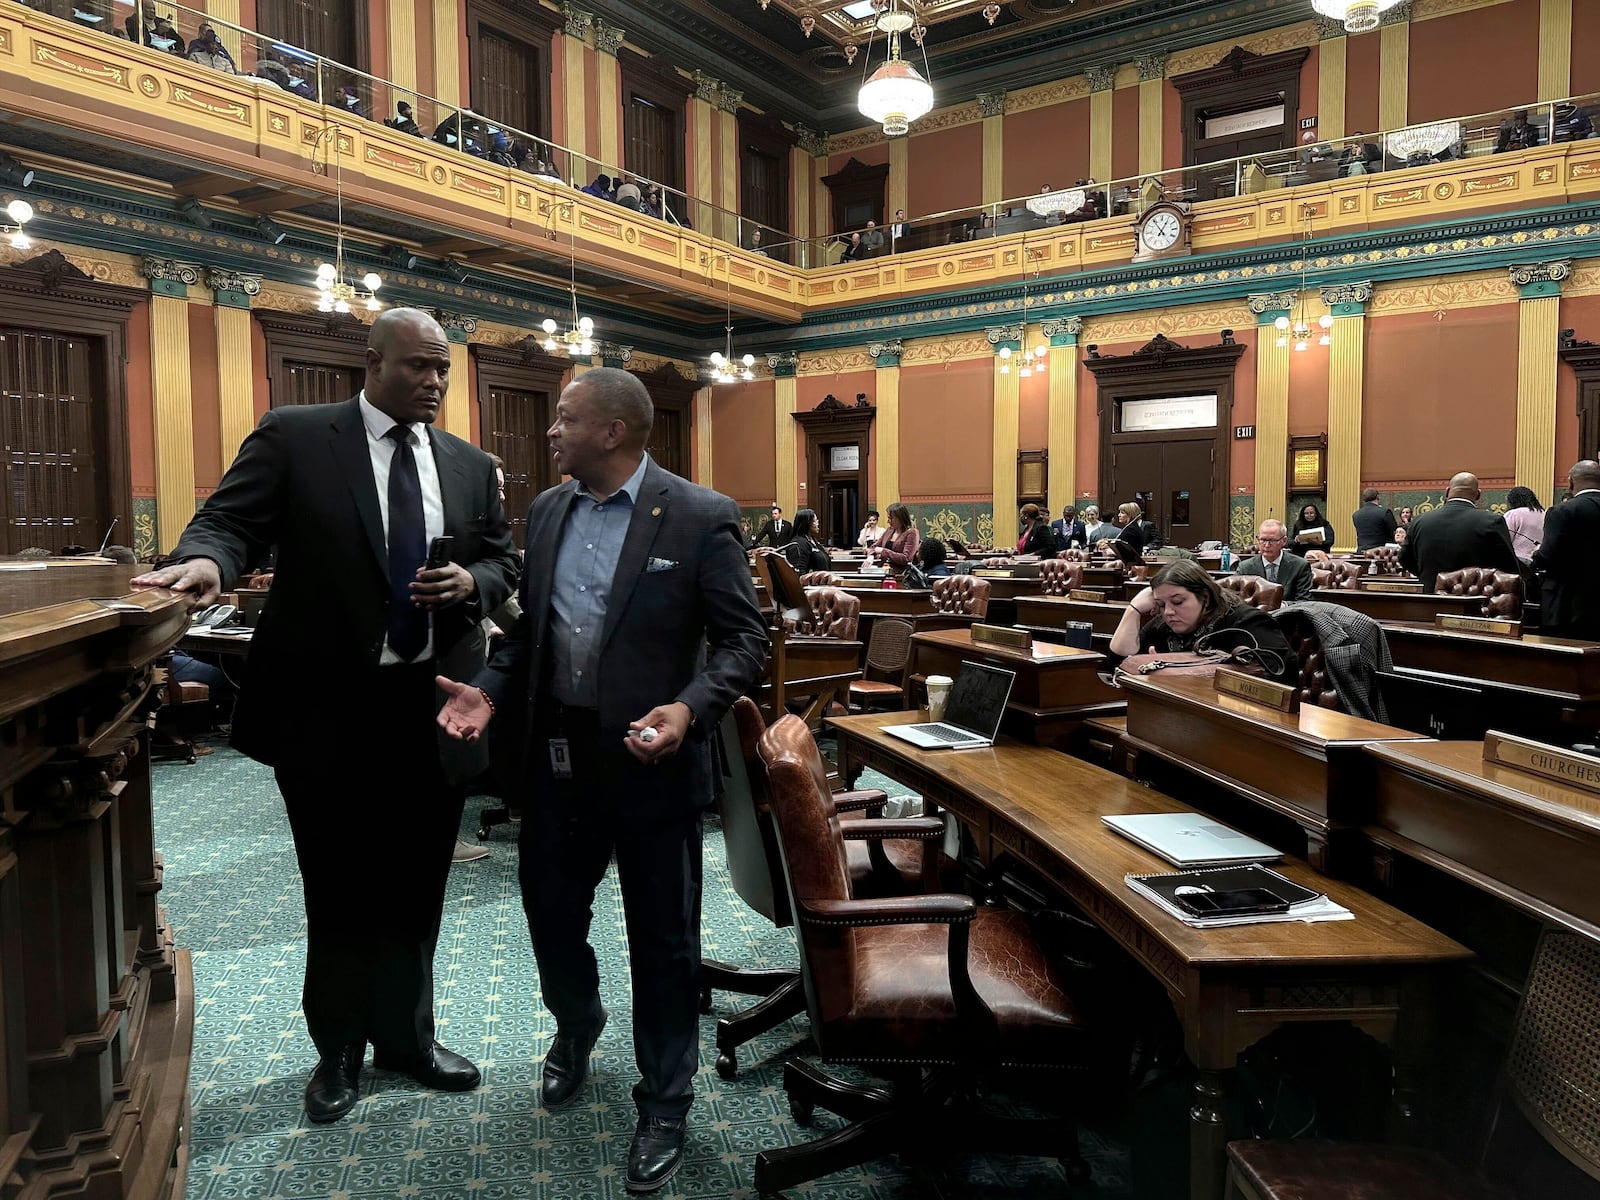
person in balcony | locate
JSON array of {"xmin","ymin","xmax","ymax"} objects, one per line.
[
  {"xmin": 143, "ymin": 13, "xmax": 186, "ymax": 56},
  {"xmin": 613, "ymin": 175, "xmax": 642, "ymax": 210},
  {"xmin": 1552, "ymin": 102, "xmax": 1595, "ymax": 143},
  {"xmin": 1341, "ymin": 134, "xmax": 1383, "ymax": 175},
  {"xmin": 336, "ymin": 86, "xmax": 365, "ymax": 120},
  {"xmin": 861, "ymin": 220, "xmax": 885, "ymax": 255},
  {"xmin": 581, "ymin": 174, "xmax": 615, "ymax": 202},
  {"xmin": 839, "ymin": 231, "xmax": 864, "ymax": 262},
  {"xmin": 186, "ymin": 24, "xmax": 236, "ymax": 73},
  {"xmin": 1497, "ymin": 110, "xmax": 1540, "ymax": 153},
  {"xmin": 386, "ymin": 101, "xmax": 423, "ymax": 137}
]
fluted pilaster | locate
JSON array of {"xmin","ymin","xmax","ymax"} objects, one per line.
[
  {"xmin": 991, "ymin": 329, "xmax": 1022, "ymax": 542},
  {"xmin": 1318, "ymin": 33, "xmax": 1346, "ymax": 142},
  {"xmin": 1251, "ymin": 295, "xmax": 1294, "ymax": 530},
  {"xmin": 1379, "ymin": 12, "xmax": 1410, "ymax": 131},
  {"xmin": 774, "ymin": 375, "xmax": 797, "ymax": 512},
  {"xmin": 150, "ymin": 293, "xmax": 194, "ymax": 552},
  {"xmin": 433, "ymin": 0, "xmax": 461, "ymax": 106},
  {"xmin": 1327, "ymin": 311, "xmax": 1368, "ymax": 550},
  {"xmin": 1539, "ymin": 0, "xmax": 1572, "ymax": 100},
  {"xmin": 1517, "ymin": 296, "xmax": 1561, "ymax": 501},
  {"xmin": 872, "ymin": 343, "xmax": 901, "ymax": 511},
  {"xmin": 693, "ymin": 386, "xmax": 713, "ymax": 489},
  {"xmin": 1043, "ymin": 317, "xmax": 1081, "ymax": 514}
]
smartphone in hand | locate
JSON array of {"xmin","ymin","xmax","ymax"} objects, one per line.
[{"xmin": 426, "ymin": 535, "xmax": 454, "ymax": 569}]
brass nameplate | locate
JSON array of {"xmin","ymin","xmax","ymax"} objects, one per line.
[
  {"xmin": 851, "ymin": 579, "xmax": 882, "ymax": 589},
  {"xmin": 971, "ymin": 623, "xmax": 1033, "ymax": 650},
  {"xmin": 1484, "ymin": 730, "xmax": 1600, "ymax": 795},
  {"xmin": 974, "ymin": 569, "xmax": 1012, "ymax": 578},
  {"xmin": 1067, "ymin": 588, "xmax": 1109, "ymax": 602},
  {"xmin": 1436, "ymin": 614, "xmax": 1522, "ymax": 637},
  {"xmin": 1362, "ymin": 580, "xmax": 1417, "ymax": 593},
  {"xmin": 1213, "ymin": 667, "xmax": 1301, "ymax": 713}
]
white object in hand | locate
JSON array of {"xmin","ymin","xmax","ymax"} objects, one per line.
[{"xmin": 637, "ymin": 727, "xmax": 658, "ymax": 743}]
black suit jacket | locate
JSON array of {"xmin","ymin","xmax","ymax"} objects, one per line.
[
  {"xmin": 1399, "ymin": 499, "xmax": 1518, "ymax": 591},
  {"xmin": 1234, "ymin": 552, "xmax": 1312, "ymax": 601},
  {"xmin": 1350, "ymin": 503, "xmax": 1398, "ymax": 552},
  {"xmin": 751, "ymin": 517, "xmax": 791, "ymax": 548},
  {"xmin": 171, "ymin": 397, "xmax": 520, "ymax": 779},
  {"xmin": 1534, "ymin": 491, "xmax": 1600, "ymax": 637},
  {"xmin": 476, "ymin": 459, "xmax": 768, "ymax": 808},
  {"xmin": 1051, "ymin": 519, "xmax": 1087, "ymax": 552}
]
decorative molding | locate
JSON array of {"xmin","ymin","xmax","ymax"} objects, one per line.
[
  {"xmin": 692, "ymin": 69, "xmax": 720, "ymax": 104},
  {"xmin": 1086, "ymin": 65, "xmax": 1116, "ymax": 93},
  {"xmin": 867, "ymin": 338, "xmax": 904, "ymax": 362},
  {"xmin": 1080, "ymin": 303, "xmax": 1256, "ymax": 345},
  {"xmin": 1248, "ymin": 290, "xmax": 1300, "ymax": 314},
  {"xmin": 767, "ymin": 350, "xmax": 800, "ymax": 377},
  {"xmin": 901, "ymin": 334, "xmax": 993, "ymax": 365},
  {"xmin": 591, "ymin": 19, "xmax": 625, "ymax": 55},
  {"xmin": 1509, "ymin": 259, "xmax": 1572, "ymax": 287},
  {"xmin": 562, "ymin": 3, "xmax": 592, "ymax": 39},
  {"xmin": 435, "ymin": 310, "xmax": 479, "ymax": 338},
  {"xmin": 1040, "ymin": 316, "xmax": 1083, "ymax": 338},
  {"xmin": 717, "ymin": 83, "xmax": 744, "ymax": 114},
  {"xmin": 1319, "ymin": 280, "xmax": 1374, "ymax": 305},
  {"xmin": 1381, "ymin": 1, "xmax": 1414, "ymax": 24},
  {"xmin": 798, "ymin": 347, "xmax": 876, "ymax": 375},
  {"xmin": 986, "ymin": 322, "xmax": 1024, "ymax": 349},
  {"xmin": 1165, "ymin": 22, "xmax": 1319, "ymax": 78},
  {"xmin": 596, "ymin": 341, "xmax": 633, "ymax": 364},
  {"xmin": 976, "ymin": 91, "xmax": 1007, "ymax": 118},
  {"xmin": 1314, "ymin": 14, "xmax": 1346, "ymax": 39},
  {"xmin": 1133, "ymin": 52, "xmax": 1167, "ymax": 82},
  {"xmin": 141, "ymin": 257, "xmax": 201, "ymax": 286},
  {"xmin": 205, "ymin": 267, "xmax": 261, "ymax": 297},
  {"xmin": 1371, "ymin": 271, "xmax": 1518, "ymax": 314},
  {"xmin": 794, "ymin": 123, "xmax": 827, "ymax": 157}
]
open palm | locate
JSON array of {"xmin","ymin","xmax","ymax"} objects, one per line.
[{"xmin": 436, "ymin": 676, "xmax": 493, "ymax": 741}]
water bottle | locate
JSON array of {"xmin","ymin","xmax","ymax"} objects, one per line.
[{"xmin": 1220, "ymin": 545, "xmax": 1232, "ymax": 571}]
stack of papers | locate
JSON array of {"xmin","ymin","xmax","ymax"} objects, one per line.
[{"xmin": 1126, "ymin": 863, "xmax": 1354, "ymax": 928}]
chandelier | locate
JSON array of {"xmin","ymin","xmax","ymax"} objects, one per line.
[
  {"xmin": 1, "ymin": 198, "xmax": 33, "ymax": 249},
  {"xmin": 1310, "ymin": 0, "xmax": 1405, "ymax": 34},
  {"xmin": 707, "ymin": 254, "xmax": 756, "ymax": 384},
  {"xmin": 858, "ymin": 1, "xmax": 934, "ymax": 137},
  {"xmin": 310, "ymin": 126, "xmax": 382, "ymax": 313},
  {"xmin": 1275, "ymin": 204, "xmax": 1331, "ymax": 352},
  {"xmin": 540, "ymin": 201, "xmax": 595, "ymax": 356},
  {"xmin": 1010, "ymin": 243, "xmax": 1050, "ymax": 378}
]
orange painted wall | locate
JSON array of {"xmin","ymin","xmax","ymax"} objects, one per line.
[
  {"xmin": 1002, "ymin": 99, "xmax": 1091, "ymax": 199},
  {"xmin": 711, "ymin": 380, "xmax": 776, "ymax": 506},
  {"xmin": 1408, "ymin": 0, "xmax": 1539, "ymax": 123},
  {"xmin": 1299, "ymin": 44, "xmax": 1319, "ymax": 132},
  {"xmin": 1574, "ymin": 2, "xmax": 1600, "ymax": 97},
  {"xmin": 796, "ymin": 371, "xmax": 876, "ymax": 505},
  {"xmin": 250, "ymin": 316, "xmax": 270, "ymax": 421},
  {"xmin": 899, "ymin": 358, "xmax": 993, "ymax": 497},
  {"xmin": 188, "ymin": 304, "xmax": 221, "ymax": 496},
  {"xmin": 909, "ymin": 121, "xmax": 984, "ymax": 217},
  {"xmin": 1361, "ymin": 305, "xmax": 1520, "ymax": 487},
  {"xmin": 1113, "ymin": 86, "xmax": 1140, "ymax": 182},
  {"xmin": 1018, "ymin": 366, "xmax": 1047, "ymax": 451},
  {"xmin": 1288, "ymin": 337, "xmax": 1329, "ymax": 442},
  {"xmin": 127, "ymin": 301, "xmax": 155, "ymax": 498},
  {"xmin": 366, "ymin": 2, "xmax": 388, "ymax": 83},
  {"xmin": 1346, "ymin": 31, "xmax": 1381, "ymax": 137}
]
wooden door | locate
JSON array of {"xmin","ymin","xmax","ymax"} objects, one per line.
[
  {"xmin": 277, "ymin": 361, "xmax": 362, "ymax": 407},
  {"xmin": 1160, "ymin": 438, "xmax": 1217, "ymax": 546},
  {"xmin": 645, "ymin": 410, "xmax": 685, "ymax": 480},
  {"xmin": 479, "ymin": 384, "xmax": 550, "ymax": 539},
  {"xmin": 256, "ymin": 0, "xmax": 366, "ymax": 66},
  {"xmin": 474, "ymin": 26, "xmax": 538, "ymax": 136}
]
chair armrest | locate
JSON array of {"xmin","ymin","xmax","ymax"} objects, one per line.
[
  {"xmin": 840, "ymin": 817, "xmax": 945, "ymax": 841},
  {"xmin": 797, "ymin": 894, "xmax": 975, "ymax": 927},
  {"xmin": 831, "ymin": 788, "xmax": 888, "ymax": 812}
]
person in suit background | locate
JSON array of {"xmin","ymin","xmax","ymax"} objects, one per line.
[
  {"xmin": 1351, "ymin": 487, "xmax": 1398, "ymax": 552},
  {"xmin": 751, "ymin": 504, "xmax": 791, "ymax": 548},
  {"xmin": 1233, "ymin": 519, "xmax": 1312, "ymax": 601},
  {"xmin": 1017, "ymin": 503, "xmax": 1056, "ymax": 556},
  {"xmin": 1051, "ymin": 505, "xmax": 1087, "ymax": 553},
  {"xmin": 132, "ymin": 309, "xmax": 519, "ymax": 1123},
  {"xmin": 1534, "ymin": 461, "xmax": 1600, "ymax": 640},
  {"xmin": 437, "ymin": 369, "xmax": 767, "ymax": 1193},
  {"xmin": 1399, "ymin": 472, "xmax": 1518, "ymax": 590}
]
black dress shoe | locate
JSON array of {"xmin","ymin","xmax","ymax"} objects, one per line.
[
  {"xmin": 541, "ymin": 1008, "xmax": 608, "ymax": 1110},
  {"xmin": 304, "ymin": 1044, "xmax": 363, "ymax": 1123},
  {"xmin": 626, "ymin": 1116, "xmax": 686, "ymax": 1193},
  {"xmin": 372, "ymin": 1040, "xmax": 481, "ymax": 1092}
]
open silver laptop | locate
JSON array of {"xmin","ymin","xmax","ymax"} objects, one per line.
[
  {"xmin": 884, "ymin": 662, "xmax": 1016, "ymax": 750},
  {"xmin": 1102, "ymin": 813, "xmax": 1281, "ymax": 868}
]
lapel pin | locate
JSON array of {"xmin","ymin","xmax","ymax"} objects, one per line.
[{"xmin": 651, "ymin": 506, "xmax": 662, "ymax": 517}]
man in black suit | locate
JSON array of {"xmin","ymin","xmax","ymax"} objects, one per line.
[
  {"xmin": 438, "ymin": 368, "xmax": 767, "ymax": 1193},
  {"xmin": 1399, "ymin": 472, "xmax": 1518, "ymax": 591},
  {"xmin": 751, "ymin": 504, "xmax": 791, "ymax": 548},
  {"xmin": 1534, "ymin": 460, "xmax": 1600, "ymax": 640},
  {"xmin": 1051, "ymin": 505, "xmax": 1087, "ymax": 553},
  {"xmin": 1234, "ymin": 519, "xmax": 1312, "ymax": 601},
  {"xmin": 1351, "ymin": 487, "xmax": 1398, "ymax": 552},
  {"xmin": 133, "ymin": 309, "xmax": 519, "ymax": 1123}
]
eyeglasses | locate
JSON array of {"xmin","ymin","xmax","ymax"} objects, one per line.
[{"xmin": 1258, "ymin": 535, "xmax": 1286, "ymax": 544}]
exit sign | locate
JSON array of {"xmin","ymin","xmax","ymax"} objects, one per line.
[
  {"xmin": 1300, "ymin": 117, "xmax": 1318, "ymax": 130},
  {"xmin": 1234, "ymin": 425, "xmax": 1256, "ymax": 439}
]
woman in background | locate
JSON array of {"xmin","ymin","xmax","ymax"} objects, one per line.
[
  {"xmin": 857, "ymin": 510, "xmax": 882, "ymax": 548},
  {"xmin": 1502, "ymin": 487, "xmax": 1545, "ymax": 563},
  {"xmin": 1018, "ymin": 504, "xmax": 1056, "ymax": 557},
  {"xmin": 869, "ymin": 503, "xmax": 921, "ymax": 569},
  {"xmin": 1289, "ymin": 503, "xmax": 1336, "ymax": 556},
  {"xmin": 781, "ymin": 508, "xmax": 831, "ymax": 573}
]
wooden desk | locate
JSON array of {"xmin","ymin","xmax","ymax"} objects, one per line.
[
  {"xmin": 829, "ymin": 711, "xmax": 1470, "ymax": 1200},
  {"xmin": 178, "ymin": 625, "xmax": 254, "ymax": 656},
  {"xmin": 1309, "ymin": 588, "xmax": 1482, "ymax": 623},
  {"xmin": 908, "ymin": 628, "xmax": 1122, "ymax": 745},
  {"xmin": 844, "ymin": 586, "xmax": 934, "ymax": 616},
  {"xmin": 1365, "ymin": 740, "xmax": 1600, "ymax": 935},
  {"xmin": 1014, "ymin": 594, "xmax": 1127, "ymax": 636},
  {"xmin": 764, "ymin": 630, "xmax": 863, "ymax": 728},
  {"xmin": 1120, "ymin": 673, "xmax": 1430, "ymax": 870}
]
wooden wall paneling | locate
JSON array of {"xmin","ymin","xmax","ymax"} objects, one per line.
[
  {"xmin": 472, "ymin": 343, "xmax": 565, "ymax": 535},
  {"xmin": 630, "ymin": 360, "xmax": 695, "ymax": 481},
  {"xmin": 465, "ymin": 0, "xmax": 560, "ymax": 144},
  {"xmin": 620, "ymin": 48, "xmax": 691, "ymax": 196},
  {"xmin": 253, "ymin": 311, "xmax": 368, "ymax": 409}
]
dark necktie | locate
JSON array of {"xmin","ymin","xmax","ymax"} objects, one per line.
[
  {"xmin": 1266, "ymin": 560, "xmax": 1279, "ymax": 583},
  {"xmin": 385, "ymin": 425, "xmax": 428, "ymax": 661}
]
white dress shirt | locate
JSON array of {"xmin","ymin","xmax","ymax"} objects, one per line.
[{"xmin": 359, "ymin": 391, "xmax": 446, "ymax": 663}]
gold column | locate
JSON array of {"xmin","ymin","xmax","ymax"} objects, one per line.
[
  {"xmin": 1318, "ymin": 33, "xmax": 1347, "ymax": 142},
  {"xmin": 717, "ymin": 84, "xmax": 742, "ymax": 245},
  {"xmin": 1135, "ymin": 54, "xmax": 1166, "ymax": 176},
  {"xmin": 992, "ymin": 329, "xmax": 1021, "ymax": 545},
  {"xmin": 563, "ymin": 9, "xmax": 590, "ymax": 175},
  {"xmin": 791, "ymin": 144, "xmax": 811, "ymax": 254},
  {"xmin": 1539, "ymin": 0, "xmax": 1573, "ymax": 101},
  {"xmin": 433, "ymin": 0, "xmax": 461, "ymax": 107},
  {"xmin": 693, "ymin": 385, "xmax": 713, "ymax": 489},
  {"xmin": 978, "ymin": 92, "xmax": 1004, "ymax": 206},
  {"xmin": 1323, "ymin": 284, "xmax": 1373, "ymax": 550},
  {"xmin": 773, "ymin": 355, "xmax": 798, "ymax": 511},
  {"xmin": 813, "ymin": 140, "xmax": 830, "ymax": 253},
  {"xmin": 691, "ymin": 76, "xmax": 716, "ymax": 237},
  {"xmin": 888, "ymin": 135, "xmax": 908, "ymax": 232},
  {"xmin": 206, "ymin": 0, "xmax": 243, "ymax": 63},
  {"xmin": 1513, "ymin": 262, "xmax": 1569, "ymax": 501},
  {"xmin": 142, "ymin": 259, "xmax": 198, "ymax": 554},
  {"xmin": 1251, "ymin": 293, "xmax": 1295, "ymax": 531},
  {"xmin": 1089, "ymin": 67, "xmax": 1115, "ymax": 185},
  {"xmin": 442, "ymin": 341, "xmax": 472, "ymax": 441},
  {"xmin": 1044, "ymin": 319, "xmax": 1081, "ymax": 515},
  {"xmin": 1378, "ymin": 11, "xmax": 1409, "ymax": 132},
  {"xmin": 387, "ymin": 0, "xmax": 417, "ymax": 99},
  {"xmin": 593, "ymin": 21, "xmax": 624, "ymax": 171},
  {"xmin": 206, "ymin": 269, "xmax": 259, "ymax": 469},
  {"xmin": 872, "ymin": 344, "xmax": 901, "ymax": 511}
]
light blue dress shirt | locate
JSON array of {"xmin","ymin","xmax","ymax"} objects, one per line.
[{"xmin": 550, "ymin": 454, "xmax": 651, "ymax": 707}]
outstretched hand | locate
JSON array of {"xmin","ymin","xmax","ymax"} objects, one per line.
[
  {"xmin": 130, "ymin": 557, "xmax": 223, "ymax": 607},
  {"xmin": 436, "ymin": 676, "xmax": 493, "ymax": 741}
]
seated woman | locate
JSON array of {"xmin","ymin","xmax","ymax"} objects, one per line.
[
  {"xmin": 857, "ymin": 509, "xmax": 882, "ymax": 548},
  {"xmin": 867, "ymin": 502, "xmax": 921, "ymax": 570},
  {"xmin": 918, "ymin": 538, "xmax": 952, "ymax": 578},
  {"xmin": 1288, "ymin": 503, "xmax": 1336, "ymax": 556},
  {"xmin": 1110, "ymin": 502, "xmax": 1148, "ymax": 553},
  {"xmin": 1109, "ymin": 559, "xmax": 1299, "ymax": 685},
  {"xmin": 1017, "ymin": 503, "xmax": 1056, "ymax": 557},
  {"xmin": 780, "ymin": 507, "xmax": 831, "ymax": 574}
]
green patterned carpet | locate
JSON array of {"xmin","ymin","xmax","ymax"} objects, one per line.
[{"xmin": 155, "ymin": 745, "xmax": 1132, "ymax": 1199}]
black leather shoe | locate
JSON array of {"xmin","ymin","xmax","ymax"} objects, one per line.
[
  {"xmin": 373, "ymin": 1040, "xmax": 481, "ymax": 1092},
  {"xmin": 304, "ymin": 1045, "xmax": 363, "ymax": 1123},
  {"xmin": 626, "ymin": 1116, "xmax": 686, "ymax": 1193},
  {"xmin": 541, "ymin": 1008, "xmax": 608, "ymax": 1110}
]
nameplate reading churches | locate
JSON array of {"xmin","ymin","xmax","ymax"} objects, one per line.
[
  {"xmin": 1435, "ymin": 614, "xmax": 1523, "ymax": 638},
  {"xmin": 971, "ymin": 624, "xmax": 1033, "ymax": 651},
  {"xmin": 1067, "ymin": 588, "xmax": 1109, "ymax": 603},
  {"xmin": 1363, "ymin": 581, "xmax": 1418, "ymax": 593},
  {"xmin": 1484, "ymin": 730, "xmax": 1600, "ymax": 795},
  {"xmin": 1213, "ymin": 667, "xmax": 1301, "ymax": 713}
]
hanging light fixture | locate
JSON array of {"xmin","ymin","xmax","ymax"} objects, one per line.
[
  {"xmin": 1, "ymin": 198, "xmax": 33, "ymax": 250},
  {"xmin": 707, "ymin": 254, "xmax": 756, "ymax": 384},
  {"xmin": 539, "ymin": 201, "xmax": 596, "ymax": 357},
  {"xmin": 1015, "ymin": 242, "xmax": 1050, "ymax": 379},
  {"xmin": 1310, "ymin": 0, "xmax": 1405, "ymax": 35},
  {"xmin": 858, "ymin": 0, "xmax": 934, "ymax": 137},
  {"xmin": 310, "ymin": 126, "xmax": 382, "ymax": 313},
  {"xmin": 1275, "ymin": 203, "xmax": 1331, "ymax": 352}
]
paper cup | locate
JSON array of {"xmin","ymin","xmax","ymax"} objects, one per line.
[{"xmin": 926, "ymin": 674, "xmax": 954, "ymax": 722}]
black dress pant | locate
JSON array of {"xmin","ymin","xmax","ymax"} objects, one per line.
[
  {"xmin": 519, "ymin": 707, "xmax": 703, "ymax": 1120},
  {"xmin": 274, "ymin": 662, "xmax": 464, "ymax": 1060}
]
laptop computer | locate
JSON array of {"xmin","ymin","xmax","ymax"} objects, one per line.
[
  {"xmin": 1102, "ymin": 813, "xmax": 1282, "ymax": 868},
  {"xmin": 883, "ymin": 662, "xmax": 1016, "ymax": 750}
]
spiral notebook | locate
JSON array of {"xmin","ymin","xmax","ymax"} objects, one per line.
[{"xmin": 1126, "ymin": 863, "xmax": 1353, "ymax": 928}]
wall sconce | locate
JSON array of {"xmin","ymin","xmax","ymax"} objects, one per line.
[
  {"xmin": 1, "ymin": 198, "xmax": 33, "ymax": 249},
  {"xmin": 1220, "ymin": 329, "xmax": 1236, "ymax": 346},
  {"xmin": 1085, "ymin": 344, "xmax": 1100, "ymax": 358}
]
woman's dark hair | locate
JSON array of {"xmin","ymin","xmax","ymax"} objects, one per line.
[
  {"xmin": 1293, "ymin": 503, "xmax": 1324, "ymax": 529},
  {"xmin": 1506, "ymin": 486, "xmax": 1544, "ymax": 512},
  {"xmin": 886, "ymin": 502, "xmax": 911, "ymax": 532},
  {"xmin": 919, "ymin": 539, "xmax": 947, "ymax": 568},
  {"xmin": 793, "ymin": 507, "xmax": 818, "ymax": 537},
  {"xmin": 865, "ymin": 510, "xmax": 879, "ymax": 521},
  {"xmin": 1148, "ymin": 559, "xmax": 1238, "ymax": 628}
]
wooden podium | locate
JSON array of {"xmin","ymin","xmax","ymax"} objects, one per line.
[{"xmin": 0, "ymin": 564, "xmax": 193, "ymax": 1200}]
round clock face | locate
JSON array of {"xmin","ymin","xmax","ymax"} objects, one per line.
[{"xmin": 1142, "ymin": 209, "xmax": 1183, "ymax": 251}]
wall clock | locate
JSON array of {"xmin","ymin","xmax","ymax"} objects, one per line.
[{"xmin": 1133, "ymin": 201, "xmax": 1192, "ymax": 263}]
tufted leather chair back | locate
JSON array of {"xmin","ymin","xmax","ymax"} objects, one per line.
[
  {"xmin": 758, "ymin": 714, "xmax": 858, "ymax": 1023},
  {"xmin": 1433, "ymin": 567, "xmax": 1524, "ymax": 620},
  {"xmin": 930, "ymin": 575, "xmax": 991, "ymax": 616},
  {"xmin": 1366, "ymin": 545, "xmax": 1403, "ymax": 576},
  {"xmin": 1221, "ymin": 575, "xmax": 1286, "ymax": 612},
  {"xmin": 799, "ymin": 571, "xmax": 844, "ymax": 588},
  {"xmin": 1272, "ymin": 609, "xmax": 1344, "ymax": 712},
  {"xmin": 1058, "ymin": 548, "xmax": 1090, "ymax": 563},
  {"xmin": 721, "ymin": 698, "xmax": 790, "ymax": 928},
  {"xmin": 1037, "ymin": 560, "xmax": 1085, "ymax": 596},
  {"xmin": 1317, "ymin": 560, "xmax": 1366, "ymax": 590},
  {"xmin": 785, "ymin": 587, "xmax": 861, "ymax": 639}
]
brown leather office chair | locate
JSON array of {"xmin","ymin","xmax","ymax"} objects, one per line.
[
  {"xmin": 1323, "ymin": 560, "xmax": 1367, "ymax": 589},
  {"xmin": 753, "ymin": 547, "xmax": 809, "ymax": 628},
  {"xmin": 1271, "ymin": 608, "xmax": 1344, "ymax": 711},
  {"xmin": 1058, "ymin": 547, "xmax": 1090, "ymax": 562},
  {"xmin": 785, "ymin": 587, "xmax": 861, "ymax": 640},
  {"xmin": 1038, "ymin": 560, "xmax": 1086, "ymax": 596},
  {"xmin": 930, "ymin": 575, "xmax": 991, "ymax": 618},
  {"xmin": 799, "ymin": 570, "xmax": 844, "ymax": 588},
  {"xmin": 848, "ymin": 617, "xmax": 913, "ymax": 711},
  {"xmin": 753, "ymin": 714, "xmax": 1098, "ymax": 1195},
  {"xmin": 1433, "ymin": 567, "xmax": 1524, "ymax": 620},
  {"xmin": 1226, "ymin": 928, "xmax": 1600, "ymax": 1200},
  {"xmin": 1221, "ymin": 575, "xmax": 1286, "ymax": 612},
  {"xmin": 1366, "ymin": 545, "xmax": 1404, "ymax": 576}
]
